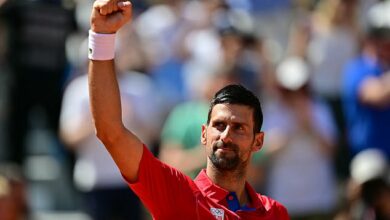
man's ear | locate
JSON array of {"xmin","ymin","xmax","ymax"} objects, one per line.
[
  {"xmin": 201, "ymin": 124, "xmax": 207, "ymax": 145},
  {"xmin": 252, "ymin": 132, "xmax": 264, "ymax": 152}
]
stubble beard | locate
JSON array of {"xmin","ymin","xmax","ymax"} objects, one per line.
[{"xmin": 209, "ymin": 141, "xmax": 241, "ymax": 171}]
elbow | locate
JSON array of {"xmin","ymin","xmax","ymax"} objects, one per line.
[{"xmin": 94, "ymin": 122, "xmax": 124, "ymax": 145}]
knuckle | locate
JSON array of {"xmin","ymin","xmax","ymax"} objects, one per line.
[
  {"xmin": 93, "ymin": 1, "xmax": 101, "ymax": 9},
  {"xmin": 100, "ymin": 9, "xmax": 107, "ymax": 15}
]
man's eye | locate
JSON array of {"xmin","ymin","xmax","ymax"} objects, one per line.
[
  {"xmin": 214, "ymin": 122, "xmax": 225, "ymax": 130},
  {"xmin": 235, "ymin": 125, "xmax": 244, "ymax": 130}
]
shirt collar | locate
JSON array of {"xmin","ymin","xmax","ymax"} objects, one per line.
[{"xmin": 194, "ymin": 169, "xmax": 266, "ymax": 212}]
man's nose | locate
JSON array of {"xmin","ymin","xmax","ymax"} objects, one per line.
[{"xmin": 220, "ymin": 126, "xmax": 232, "ymax": 143}]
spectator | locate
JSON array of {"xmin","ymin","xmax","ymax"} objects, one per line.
[
  {"xmin": 1, "ymin": 0, "xmax": 74, "ymax": 165},
  {"xmin": 264, "ymin": 57, "xmax": 338, "ymax": 219},
  {"xmin": 342, "ymin": 0, "xmax": 390, "ymax": 160},
  {"xmin": 335, "ymin": 149, "xmax": 390, "ymax": 220},
  {"xmin": 308, "ymin": 0, "xmax": 359, "ymax": 130}
]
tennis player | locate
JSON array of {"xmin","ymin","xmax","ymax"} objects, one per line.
[{"xmin": 88, "ymin": 1, "xmax": 289, "ymax": 219}]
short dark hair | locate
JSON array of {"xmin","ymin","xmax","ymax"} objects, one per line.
[{"xmin": 207, "ymin": 84, "xmax": 263, "ymax": 133}]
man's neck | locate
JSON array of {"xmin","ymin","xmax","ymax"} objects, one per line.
[{"xmin": 206, "ymin": 164, "xmax": 249, "ymax": 205}]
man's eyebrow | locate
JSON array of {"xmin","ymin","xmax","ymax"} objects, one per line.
[
  {"xmin": 212, "ymin": 119, "xmax": 249, "ymax": 127},
  {"xmin": 232, "ymin": 121, "xmax": 249, "ymax": 127},
  {"xmin": 211, "ymin": 119, "xmax": 225, "ymax": 124}
]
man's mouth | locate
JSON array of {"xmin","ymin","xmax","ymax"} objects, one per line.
[{"xmin": 214, "ymin": 141, "xmax": 236, "ymax": 152}]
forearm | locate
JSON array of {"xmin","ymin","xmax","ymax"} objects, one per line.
[
  {"xmin": 308, "ymin": 129, "xmax": 335, "ymax": 158},
  {"xmin": 88, "ymin": 54, "xmax": 143, "ymax": 181},
  {"xmin": 383, "ymin": 72, "xmax": 390, "ymax": 103},
  {"xmin": 359, "ymin": 73, "xmax": 390, "ymax": 107},
  {"xmin": 88, "ymin": 60, "xmax": 123, "ymax": 138}
]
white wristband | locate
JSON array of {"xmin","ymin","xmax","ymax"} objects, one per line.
[{"xmin": 88, "ymin": 30, "xmax": 116, "ymax": 60}]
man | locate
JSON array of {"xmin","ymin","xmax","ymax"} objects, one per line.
[
  {"xmin": 342, "ymin": 0, "xmax": 390, "ymax": 160},
  {"xmin": 88, "ymin": 0, "xmax": 289, "ymax": 219},
  {"xmin": 159, "ymin": 67, "xmax": 241, "ymax": 179},
  {"xmin": 1, "ymin": 0, "xmax": 74, "ymax": 165},
  {"xmin": 264, "ymin": 57, "xmax": 337, "ymax": 219}
]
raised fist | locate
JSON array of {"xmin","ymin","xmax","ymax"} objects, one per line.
[{"xmin": 90, "ymin": 0, "xmax": 132, "ymax": 34}]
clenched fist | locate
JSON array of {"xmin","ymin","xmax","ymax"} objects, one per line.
[{"xmin": 90, "ymin": 0, "xmax": 132, "ymax": 34}]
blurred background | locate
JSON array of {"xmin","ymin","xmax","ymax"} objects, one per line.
[{"xmin": 0, "ymin": 0, "xmax": 389, "ymax": 219}]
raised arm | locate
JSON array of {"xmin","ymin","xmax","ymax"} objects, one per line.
[
  {"xmin": 359, "ymin": 72, "xmax": 390, "ymax": 108},
  {"xmin": 88, "ymin": 0, "xmax": 143, "ymax": 182}
]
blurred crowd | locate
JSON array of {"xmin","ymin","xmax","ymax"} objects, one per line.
[{"xmin": 0, "ymin": 0, "xmax": 389, "ymax": 219}]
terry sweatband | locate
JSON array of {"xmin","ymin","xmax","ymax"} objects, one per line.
[{"xmin": 88, "ymin": 30, "xmax": 116, "ymax": 60}]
